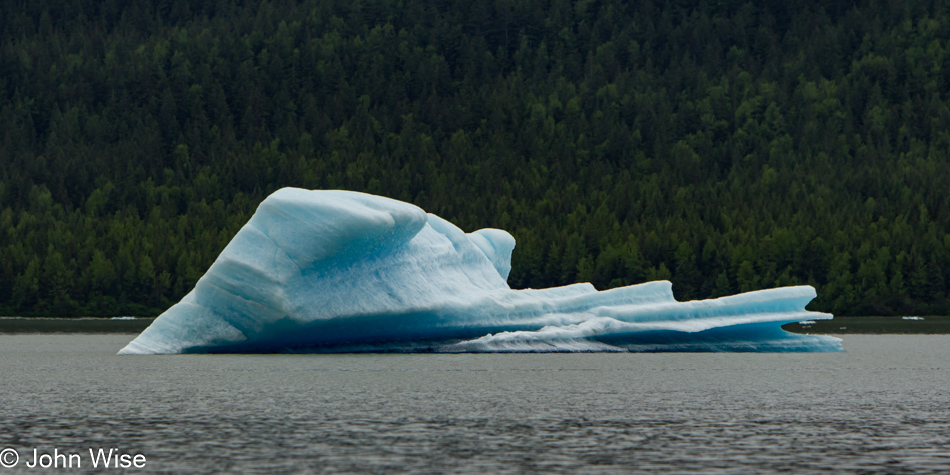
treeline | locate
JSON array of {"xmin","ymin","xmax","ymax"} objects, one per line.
[{"xmin": 2, "ymin": 0, "xmax": 950, "ymax": 316}]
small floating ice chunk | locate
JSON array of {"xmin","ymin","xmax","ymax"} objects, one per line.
[
  {"xmin": 902, "ymin": 316, "xmax": 924, "ymax": 321},
  {"xmin": 118, "ymin": 188, "xmax": 842, "ymax": 355}
]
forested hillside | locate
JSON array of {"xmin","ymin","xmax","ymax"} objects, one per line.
[{"xmin": 2, "ymin": 0, "xmax": 950, "ymax": 316}]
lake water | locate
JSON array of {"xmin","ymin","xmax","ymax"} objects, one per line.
[{"xmin": 1, "ymin": 334, "xmax": 949, "ymax": 473}]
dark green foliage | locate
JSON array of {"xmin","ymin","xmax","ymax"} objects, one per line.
[{"xmin": 2, "ymin": 0, "xmax": 950, "ymax": 316}]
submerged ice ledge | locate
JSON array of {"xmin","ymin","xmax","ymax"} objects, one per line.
[{"xmin": 119, "ymin": 188, "xmax": 840, "ymax": 355}]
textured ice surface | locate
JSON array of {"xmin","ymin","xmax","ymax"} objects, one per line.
[{"xmin": 119, "ymin": 188, "xmax": 841, "ymax": 355}]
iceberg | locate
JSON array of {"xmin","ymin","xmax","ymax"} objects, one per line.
[{"xmin": 119, "ymin": 188, "xmax": 841, "ymax": 354}]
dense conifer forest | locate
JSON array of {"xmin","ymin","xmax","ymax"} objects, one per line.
[{"xmin": 2, "ymin": 0, "xmax": 950, "ymax": 316}]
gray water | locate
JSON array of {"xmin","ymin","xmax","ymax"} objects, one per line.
[{"xmin": 1, "ymin": 334, "xmax": 949, "ymax": 473}]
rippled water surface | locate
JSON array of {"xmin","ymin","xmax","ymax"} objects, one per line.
[{"xmin": 1, "ymin": 334, "xmax": 949, "ymax": 473}]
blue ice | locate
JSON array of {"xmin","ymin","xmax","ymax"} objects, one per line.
[{"xmin": 119, "ymin": 188, "xmax": 841, "ymax": 354}]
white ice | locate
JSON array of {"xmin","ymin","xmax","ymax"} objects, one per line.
[{"xmin": 119, "ymin": 188, "xmax": 840, "ymax": 354}]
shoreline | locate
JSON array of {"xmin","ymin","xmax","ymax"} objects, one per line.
[
  {"xmin": 2, "ymin": 316, "xmax": 949, "ymax": 335},
  {"xmin": 0, "ymin": 317, "xmax": 155, "ymax": 334},
  {"xmin": 782, "ymin": 316, "xmax": 950, "ymax": 334}
]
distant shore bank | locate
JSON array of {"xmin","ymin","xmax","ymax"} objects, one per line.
[
  {"xmin": 783, "ymin": 316, "xmax": 950, "ymax": 334},
  {"xmin": 2, "ymin": 316, "xmax": 948, "ymax": 335},
  {"xmin": 0, "ymin": 317, "xmax": 155, "ymax": 333}
]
